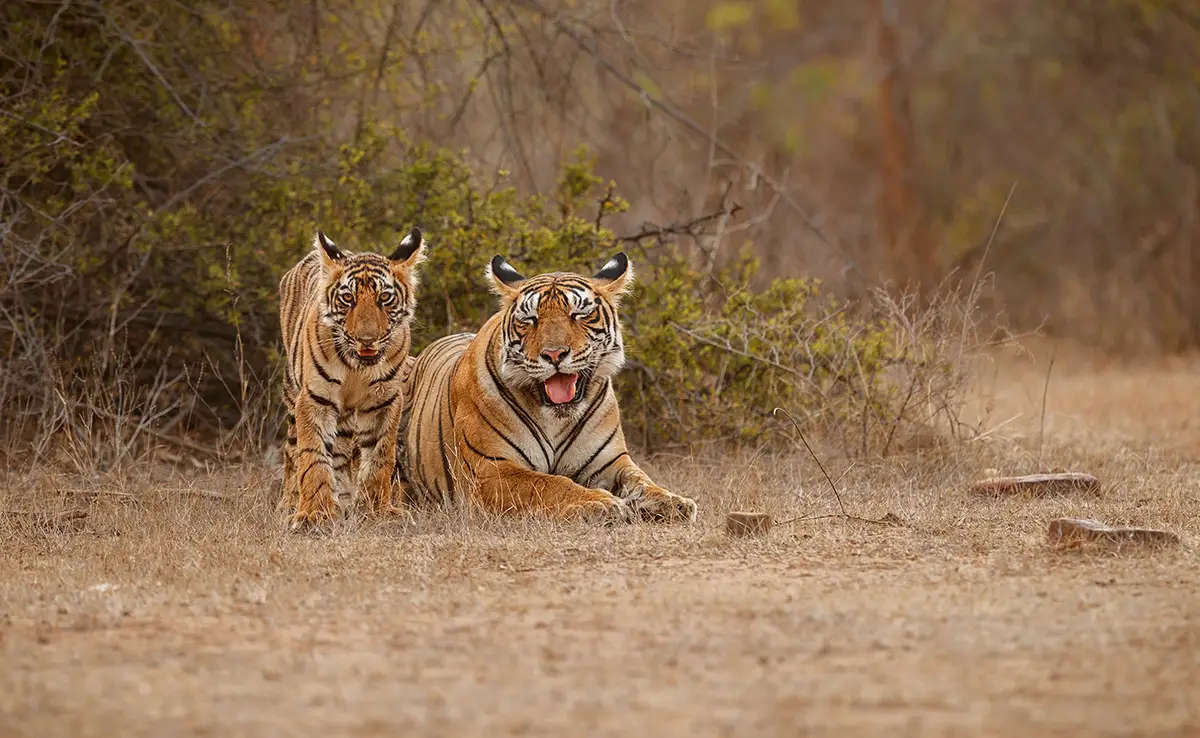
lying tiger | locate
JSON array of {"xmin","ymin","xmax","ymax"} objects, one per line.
[
  {"xmin": 396, "ymin": 251, "xmax": 698, "ymax": 524},
  {"xmin": 278, "ymin": 226, "xmax": 426, "ymax": 531}
]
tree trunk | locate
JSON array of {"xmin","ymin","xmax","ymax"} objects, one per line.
[{"xmin": 873, "ymin": 0, "xmax": 934, "ymax": 294}]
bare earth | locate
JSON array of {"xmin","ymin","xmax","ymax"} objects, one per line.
[{"xmin": 3, "ymin": 339, "xmax": 1199, "ymax": 736}]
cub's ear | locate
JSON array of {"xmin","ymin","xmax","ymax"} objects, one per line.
[
  {"xmin": 592, "ymin": 251, "xmax": 633, "ymax": 303},
  {"xmin": 389, "ymin": 227, "xmax": 426, "ymax": 266},
  {"xmin": 485, "ymin": 255, "xmax": 526, "ymax": 304},
  {"xmin": 315, "ymin": 230, "xmax": 345, "ymax": 269}
]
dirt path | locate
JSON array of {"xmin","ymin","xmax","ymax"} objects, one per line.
[
  {"xmin": 4, "ymin": 544, "xmax": 1197, "ymax": 736},
  {"xmin": 3, "ymin": 341, "xmax": 1199, "ymax": 736}
]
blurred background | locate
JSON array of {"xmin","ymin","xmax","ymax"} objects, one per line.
[{"xmin": 3, "ymin": 0, "xmax": 1199, "ymax": 461}]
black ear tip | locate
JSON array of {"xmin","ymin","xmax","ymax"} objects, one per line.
[
  {"xmin": 388, "ymin": 226, "xmax": 427, "ymax": 261},
  {"xmin": 594, "ymin": 251, "xmax": 630, "ymax": 280},
  {"xmin": 317, "ymin": 229, "xmax": 343, "ymax": 259},
  {"xmin": 490, "ymin": 255, "xmax": 525, "ymax": 285}
]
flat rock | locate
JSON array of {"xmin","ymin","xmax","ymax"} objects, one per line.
[
  {"xmin": 1047, "ymin": 517, "xmax": 1181, "ymax": 548},
  {"xmin": 725, "ymin": 511, "xmax": 773, "ymax": 537},
  {"xmin": 969, "ymin": 472, "xmax": 1101, "ymax": 497}
]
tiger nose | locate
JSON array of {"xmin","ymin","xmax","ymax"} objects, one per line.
[{"xmin": 541, "ymin": 346, "xmax": 569, "ymax": 365}]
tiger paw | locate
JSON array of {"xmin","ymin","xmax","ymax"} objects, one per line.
[
  {"xmin": 360, "ymin": 465, "xmax": 398, "ymax": 510},
  {"xmin": 632, "ymin": 487, "xmax": 698, "ymax": 524},
  {"xmin": 565, "ymin": 492, "xmax": 633, "ymax": 525},
  {"xmin": 279, "ymin": 475, "xmax": 300, "ymax": 512},
  {"xmin": 368, "ymin": 502, "xmax": 415, "ymax": 525},
  {"xmin": 289, "ymin": 493, "xmax": 341, "ymax": 533}
]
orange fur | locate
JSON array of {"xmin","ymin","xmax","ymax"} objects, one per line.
[
  {"xmin": 396, "ymin": 252, "xmax": 698, "ymax": 524},
  {"xmin": 279, "ymin": 227, "xmax": 426, "ymax": 531}
]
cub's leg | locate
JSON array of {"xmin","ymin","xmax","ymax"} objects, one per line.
[
  {"xmin": 462, "ymin": 453, "xmax": 631, "ymax": 524},
  {"xmin": 332, "ymin": 420, "xmax": 357, "ymax": 509},
  {"xmin": 281, "ymin": 410, "xmax": 299, "ymax": 511},
  {"xmin": 599, "ymin": 453, "xmax": 698, "ymax": 523},
  {"xmin": 356, "ymin": 396, "xmax": 409, "ymax": 519},
  {"xmin": 290, "ymin": 392, "xmax": 342, "ymax": 530}
]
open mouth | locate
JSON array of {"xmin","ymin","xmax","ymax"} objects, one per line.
[
  {"xmin": 541, "ymin": 372, "xmax": 587, "ymax": 406},
  {"xmin": 355, "ymin": 347, "xmax": 382, "ymax": 364}
]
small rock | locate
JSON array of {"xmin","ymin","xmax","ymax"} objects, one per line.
[
  {"xmin": 970, "ymin": 472, "xmax": 1101, "ymax": 498},
  {"xmin": 1047, "ymin": 517, "xmax": 1180, "ymax": 548},
  {"xmin": 725, "ymin": 511, "xmax": 773, "ymax": 537}
]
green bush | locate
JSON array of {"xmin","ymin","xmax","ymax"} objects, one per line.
[
  {"xmin": 1, "ymin": 0, "xmax": 975, "ymax": 459},
  {"xmin": 169, "ymin": 129, "xmax": 946, "ymax": 451}
]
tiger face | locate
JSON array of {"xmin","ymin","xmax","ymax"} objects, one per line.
[
  {"xmin": 487, "ymin": 252, "xmax": 633, "ymax": 412},
  {"xmin": 317, "ymin": 228, "xmax": 425, "ymax": 367}
]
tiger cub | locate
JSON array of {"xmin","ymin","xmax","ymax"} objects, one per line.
[{"xmin": 278, "ymin": 227, "xmax": 426, "ymax": 531}]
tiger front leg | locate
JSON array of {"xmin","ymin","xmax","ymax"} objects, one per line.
[
  {"xmin": 464, "ymin": 455, "xmax": 632, "ymax": 524},
  {"xmin": 331, "ymin": 423, "xmax": 359, "ymax": 510},
  {"xmin": 355, "ymin": 398, "xmax": 411, "ymax": 521},
  {"xmin": 290, "ymin": 393, "xmax": 342, "ymax": 532},
  {"xmin": 281, "ymin": 411, "xmax": 299, "ymax": 512},
  {"xmin": 602, "ymin": 454, "xmax": 698, "ymax": 524}
]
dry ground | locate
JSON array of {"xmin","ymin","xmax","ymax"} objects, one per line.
[{"xmin": 3, "ymin": 338, "xmax": 1199, "ymax": 736}]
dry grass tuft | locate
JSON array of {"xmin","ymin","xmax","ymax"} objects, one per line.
[{"xmin": 2, "ymin": 339, "xmax": 1199, "ymax": 736}]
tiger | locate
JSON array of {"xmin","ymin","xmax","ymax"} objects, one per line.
[
  {"xmin": 395, "ymin": 250, "xmax": 698, "ymax": 524},
  {"xmin": 278, "ymin": 226, "xmax": 427, "ymax": 531}
]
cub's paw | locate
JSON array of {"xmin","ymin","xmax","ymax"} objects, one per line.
[
  {"xmin": 565, "ymin": 492, "xmax": 633, "ymax": 526},
  {"xmin": 632, "ymin": 487, "xmax": 699, "ymax": 524},
  {"xmin": 289, "ymin": 493, "xmax": 342, "ymax": 534},
  {"xmin": 278, "ymin": 474, "xmax": 300, "ymax": 513}
]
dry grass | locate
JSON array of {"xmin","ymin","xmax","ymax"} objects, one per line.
[{"xmin": 3, "ymin": 338, "xmax": 1200, "ymax": 736}]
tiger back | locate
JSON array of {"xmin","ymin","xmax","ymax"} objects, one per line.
[
  {"xmin": 396, "ymin": 251, "xmax": 697, "ymax": 524},
  {"xmin": 279, "ymin": 226, "xmax": 426, "ymax": 531}
]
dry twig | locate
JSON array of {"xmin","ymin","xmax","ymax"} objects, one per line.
[{"xmin": 771, "ymin": 407, "xmax": 897, "ymax": 527}]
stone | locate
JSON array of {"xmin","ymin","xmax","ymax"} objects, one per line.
[
  {"xmin": 969, "ymin": 472, "xmax": 1101, "ymax": 497},
  {"xmin": 1047, "ymin": 517, "xmax": 1180, "ymax": 548}
]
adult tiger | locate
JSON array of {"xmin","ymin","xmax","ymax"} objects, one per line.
[
  {"xmin": 279, "ymin": 226, "xmax": 426, "ymax": 531},
  {"xmin": 396, "ymin": 251, "xmax": 698, "ymax": 524}
]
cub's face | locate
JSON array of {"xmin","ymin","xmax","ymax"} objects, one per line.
[
  {"xmin": 488, "ymin": 253, "xmax": 633, "ymax": 410},
  {"xmin": 316, "ymin": 228, "xmax": 426, "ymax": 367}
]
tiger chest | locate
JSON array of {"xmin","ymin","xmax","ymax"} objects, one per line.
[
  {"xmin": 335, "ymin": 372, "xmax": 399, "ymax": 435},
  {"xmin": 527, "ymin": 418, "xmax": 613, "ymax": 486}
]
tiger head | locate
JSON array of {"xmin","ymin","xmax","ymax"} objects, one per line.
[
  {"xmin": 486, "ymin": 252, "xmax": 633, "ymax": 411},
  {"xmin": 315, "ymin": 227, "xmax": 426, "ymax": 367}
]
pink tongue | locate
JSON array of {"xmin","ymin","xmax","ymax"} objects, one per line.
[{"xmin": 544, "ymin": 373, "xmax": 578, "ymax": 404}]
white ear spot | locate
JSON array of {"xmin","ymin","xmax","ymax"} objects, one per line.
[{"xmin": 592, "ymin": 251, "xmax": 629, "ymax": 283}]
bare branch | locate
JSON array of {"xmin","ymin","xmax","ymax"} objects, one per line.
[{"xmin": 506, "ymin": 0, "xmax": 862, "ymax": 279}]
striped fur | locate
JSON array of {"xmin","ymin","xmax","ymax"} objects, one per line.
[
  {"xmin": 396, "ymin": 252, "xmax": 698, "ymax": 524},
  {"xmin": 279, "ymin": 227, "xmax": 426, "ymax": 531}
]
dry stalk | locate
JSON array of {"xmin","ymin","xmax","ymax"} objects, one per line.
[
  {"xmin": 1036, "ymin": 343, "xmax": 1057, "ymax": 468},
  {"xmin": 771, "ymin": 407, "xmax": 896, "ymax": 527}
]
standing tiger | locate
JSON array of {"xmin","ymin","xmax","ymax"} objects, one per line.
[
  {"xmin": 279, "ymin": 226, "xmax": 426, "ymax": 531},
  {"xmin": 396, "ymin": 251, "xmax": 698, "ymax": 524}
]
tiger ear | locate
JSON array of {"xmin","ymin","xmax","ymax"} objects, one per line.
[
  {"xmin": 486, "ymin": 254, "xmax": 526, "ymax": 303},
  {"xmin": 389, "ymin": 227, "xmax": 426, "ymax": 267},
  {"xmin": 315, "ymin": 230, "xmax": 344, "ymax": 270},
  {"xmin": 592, "ymin": 251, "xmax": 633, "ymax": 303}
]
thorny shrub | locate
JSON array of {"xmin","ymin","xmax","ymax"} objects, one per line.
[{"xmin": 0, "ymin": 0, "xmax": 994, "ymax": 469}]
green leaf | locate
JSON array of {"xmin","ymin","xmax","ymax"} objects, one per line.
[{"xmin": 706, "ymin": 2, "xmax": 753, "ymax": 31}]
